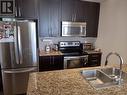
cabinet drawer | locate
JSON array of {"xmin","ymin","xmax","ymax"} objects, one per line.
[
  {"xmin": 90, "ymin": 54, "xmax": 100, "ymax": 58},
  {"xmin": 90, "ymin": 59, "xmax": 98, "ymax": 63}
]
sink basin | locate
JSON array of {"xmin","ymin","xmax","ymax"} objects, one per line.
[
  {"xmin": 100, "ymin": 67, "xmax": 120, "ymax": 79},
  {"xmin": 81, "ymin": 68, "xmax": 127, "ymax": 89},
  {"xmin": 100, "ymin": 67, "xmax": 127, "ymax": 82},
  {"xmin": 81, "ymin": 69, "xmax": 118, "ymax": 89}
]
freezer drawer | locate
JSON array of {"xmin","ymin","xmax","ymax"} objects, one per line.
[{"xmin": 1, "ymin": 67, "xmax": 38, "ymax": 95}]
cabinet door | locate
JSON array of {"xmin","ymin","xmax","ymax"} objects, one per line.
[
  {"xmin": 62, "ymin": 0, "xmax": 88, "ymax": 22},
  {"xmin": 0, "ymin": 70, "xmax": 3, "ymax": 92},
  {"xmin": 61, "ymin": 0, "xmax": 76, "ymax": 21},
  {"xmin": 38, "ymin": 0, "xmax": 50, "ymax": 37},
  {"xmin": 15, "ymin": 0, "xmax": 38, "ymax": 18},
  {"xmin": 0, "ymin": 65, "xmax": 2, "ymax": 92},
  {"xmin": 39, "ymin": 0, "xmax": 61, "ymax": 37},
  {"xmin": 87, "ymin": 53, "xmax": 102, "ymax": 67},
  {"xmin": 74, "ymin": 1, "xmax": 88, "ymax": 22},
  {"xmin": 49, "ymin": 0, "xmax": 61, "ymax": 37},
  {"xmin": 61, "ymin": 0, "xmax": 100, "ymax": 37},
  {"xmin": 39, "ymin": 56, "xmax": 52, "ymax": 71},
  {"xmin": 53, "ymin": 55, "xmax": 64, "ymax": 70},
  {"xmin": 39, "ymin": 55, "xmax": 63, "ymax": 71},
  {"xmin": 85, "ymin": 2, "xmax": 100, "ymax": 37}
]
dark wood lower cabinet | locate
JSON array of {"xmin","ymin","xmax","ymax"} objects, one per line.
[
  {"xmin": 39, "ymin": 55, "xmax": 64, "ymax": 71},
  {"xmin": 0, "ymin": 69, "xmax": 3, "ymax": 92},
  {"xmin": 87, "ymin": 53, "xmax": 102, "ymax": 67}
]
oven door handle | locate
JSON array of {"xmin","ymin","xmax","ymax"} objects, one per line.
[{"xmin": 64, "ymin": 55, "xmax": 88, "ymax": 60}]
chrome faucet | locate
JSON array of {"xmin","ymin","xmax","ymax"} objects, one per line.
[{"xmin": 105, "ymin": 52, "xmax": 124, "ymax": 84}]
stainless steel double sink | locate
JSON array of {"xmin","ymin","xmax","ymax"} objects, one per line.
[{"xmin": 80, "ymin": 67, "xmax": 127, "ymax": 89}]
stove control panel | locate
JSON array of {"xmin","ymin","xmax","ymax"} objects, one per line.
[{"xmin": 59, "ymin": 41, "xmax": 80, "ymax": 47}]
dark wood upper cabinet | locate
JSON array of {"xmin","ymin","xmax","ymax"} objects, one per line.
[
  {"xmin": 61, "ymin": 0, "xmax": 76, "ymax": 21},
  {"xmin": 38, "ymin": 0, "xmax": 61, "ymax": 37},
  {"xmin": 62, "ymin": 0, "xmax": 100, "ymax": 37},
  {"xmin": 75, "ymin": 1, "xmax": 88, "ymax": 22},
  {"xmin": 15, "ymin": 0, "xmax": 38, "ymax": 18},
  {"xmin": 14, "ymin": 0, "xmax": 100, "ymax": 37},
  {"xmin": 85, "ymin": 2, "xmax": 100, "ymax": 37},
  {"xmin": 62, "ymin": 0, "xmax": 87, "ymax": 22}
]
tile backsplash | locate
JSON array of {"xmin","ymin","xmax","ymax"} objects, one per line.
[{"xmin": 39, "ymin": 37, "xmax": 97, "ymax": 50}]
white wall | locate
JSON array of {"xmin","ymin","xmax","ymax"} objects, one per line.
[{"xmin": 95, "ymin": 0, "xmax": 127, "ymax": 65}]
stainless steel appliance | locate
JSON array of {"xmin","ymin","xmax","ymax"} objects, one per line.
[
  {"xmin": 0, "ymin": 19, "xmax": 38, "ymax": 95},
  {"xmin": 59, "ymin": 41, "xmax": 88, "ymax": 69},
  {"xmin": 83, "ymin": 43, "xmax": 94, "ymax": 51},
  {"xmin": 62, "ymin": 21, "xmax": 86, "ymax": 37},
  {"xmin": 64, "ymin": 55, "xmax": 88, "ymax": 69}
]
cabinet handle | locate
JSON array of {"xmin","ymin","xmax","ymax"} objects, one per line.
[
  {"xmin": 91, "ymin": 59, "xmax": 98, "ymax": 62},
  {"xmin": 18, "ymin": 7, "xmax": 21, "ymax": 17},
  {"xmin": 53, "ymin": 57, "xmax": 54, "ymax": 65},
  {"xmin": 91, "ymin": 55, "xmax": 99, "ymax": 58},
  {"xmin": 72, "ymin": 15, "xmax": 74, "ymax": 21},
  {"xmin": 50, "ymin": 56, "xmax": 52, "ymax": 64},
  {"xmin": 51, "ymin": 27, "xmax": 53, "ymax": 37},
  {"xmin": 74, "ymin": 13, "xmax": 76, "ymax": 21},
  {"xmin": 48, "ymin": 28, "xmax": 50, "ymax": 37},
  {"xmin": 15, "ymin": 6, "xmax": 18, "ymax": 17},
  {"xmin": 71, "ymin": 16, "xmax": 73, "ymax": 21}
]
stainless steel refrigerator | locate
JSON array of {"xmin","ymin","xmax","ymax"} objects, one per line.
[{"xmin": 0, "ymin": 19, "xmax": 38, "ymax": 95}]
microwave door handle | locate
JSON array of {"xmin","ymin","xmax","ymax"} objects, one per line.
[
  {"xmin": 80, "ymin": 26, "xmax": 83, "ymax": 35},
  {"xmin": 83, "ymin": 26, "xmax": 86, "ymax": 36},
  {"xmin": 81, "ymin": 26, "xmax": 86, "ymax": 36},
  {"xmin": 18, "ymin": 26, "xmax": 23, "ymax": 64},
  {"xmin": 14, "ymin": 26, "xmax": 20, "ymax": 64},
  {"xmin": 84, "ymin": 26, "xmax": 86, "ymax": 36}
]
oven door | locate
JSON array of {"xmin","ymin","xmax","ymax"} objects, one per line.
[{"xmin": 64, "ymin": 55, "xmax": 88, "ymax": 69}]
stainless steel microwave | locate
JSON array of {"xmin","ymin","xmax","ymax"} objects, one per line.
[{"xmin": 62, "ymin": 21, "xmax": 86, "ymax": 37}]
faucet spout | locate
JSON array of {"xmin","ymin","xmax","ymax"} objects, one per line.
[
  {"xmin": 105, "ymin": 52, "xmax": 123, "ymax": 69},
  {"xmin": 105, "ymin": 52, "xmax": 124, "ymax": 84}
]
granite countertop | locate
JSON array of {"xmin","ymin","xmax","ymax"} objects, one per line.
[
  {"xmin": 27, "ymin": 65, "xmax": 127, "ymax": 95},
  {"xmin": 39, "ymin": 50, "xmax": 63, "ymax": 56}
]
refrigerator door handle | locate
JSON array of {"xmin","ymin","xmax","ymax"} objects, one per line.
[
  {"xmin": 14, "ymin": 26, "xmax": 20, "ymax": 64},
  {"xmin": 18, "ymin": 26, "xmax": 23, "ymax": 64},
  {"xmin": 3, "ymin": 68, "xmax": 37, "ymax": 74}
]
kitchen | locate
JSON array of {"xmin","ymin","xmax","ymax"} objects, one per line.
[{"xmin": 0, "ymin": 0, "xmax": 127, "ymax": 95}]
